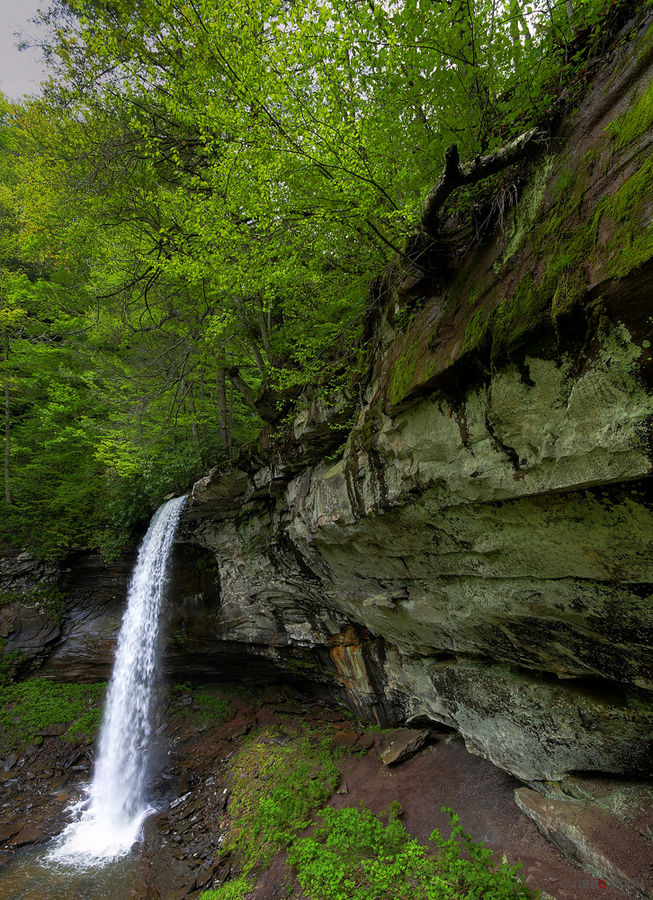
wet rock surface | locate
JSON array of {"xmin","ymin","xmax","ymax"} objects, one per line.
[{"xmin": 0, "ymin": 739, "xmax": 92, "ymax": 864}]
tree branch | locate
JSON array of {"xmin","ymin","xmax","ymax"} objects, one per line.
[
  {"xmin": 420, "ymin": 128, "xmax": 546, "ymax": 237},
  {"xmin": 226, "ymin": 366, "xmax": 257, "ymax": 409}
]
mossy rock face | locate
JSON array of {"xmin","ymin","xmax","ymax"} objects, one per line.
[
  {"xmin": 281, "ymin": 314, "xmax": 653, "ymax": 779},
  {"xmin": 376, "ymin": 20, "xmax": 653, "ymax": 411},
  {"xmin": 387, "ymin": 339, "xmax": 423, "ymax": 408},
  {"xmin": 605, "ymin": 78, "xmax": 653, "ymax": 148}
]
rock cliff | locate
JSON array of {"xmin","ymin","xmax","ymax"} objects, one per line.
[
  {"xmin": 174, "ymin": 11, "xmax": 653, "ymax": 787},
  {"xmin": 172, "ymin": 16, "xmax": 653, "ymax": 886}
]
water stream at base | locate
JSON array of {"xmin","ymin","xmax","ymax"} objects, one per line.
[
  {"xmin": 48, "ymin": 494, "xmax": 186, "ymax": 866},
  {"xmin": 0, "ymin": 847, "xmax": 141, "ymax": 899}
]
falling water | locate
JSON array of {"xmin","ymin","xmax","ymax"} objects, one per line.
[{"xmin": 50, "ymin": 494, "xmax": 186, "ymax": 864}]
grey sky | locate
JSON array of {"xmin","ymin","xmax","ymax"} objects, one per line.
[{"xmin": 0, "ymin": 0, "xmax": 48, "ymax": 100}]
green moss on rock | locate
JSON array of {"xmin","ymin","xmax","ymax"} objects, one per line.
[
  {"xmin": 491, "ymin": 275, "xmax": 553, "ymax": 361},
  {"xmin": 606, "ymin": 81, "xmax": 653, "ymax": 147},
  {"xmin": 462, "ymin": 308, "xmax": 491, "ymax": 355},
  {"xmin": 497, "ymin": 157, "xmax": 555, "ymax": 270},
  {"xmin": 388, "ymin": 338, "xmax": 422, "ymax": 407},
  {"xmin": 599, "ymin": 157, "xmax": 653, "ymax": 278}
]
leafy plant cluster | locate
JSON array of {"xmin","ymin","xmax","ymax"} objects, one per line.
[
  {"xmin": 200, "ymin": 876, "xmax": 253, "ymax": 900},
  {"xmin": 201, "ymin": 797, "xmax": 539, "ymax": 899},
  {"xmin": 287, "ymin": 805, "xmax": 538, "ymax": 900},
  {"xmin": 0, "ymin": 677, "xmax": 105, "ymax": 750}
]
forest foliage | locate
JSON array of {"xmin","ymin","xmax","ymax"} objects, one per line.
[{"xmin": 0, "ymin": 0, "xmax": 635, "ymax": 559}]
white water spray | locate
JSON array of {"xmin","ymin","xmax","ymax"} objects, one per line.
[{"xmin": 51, "ymin": 495, "xmax": 186, "ymax": 864}]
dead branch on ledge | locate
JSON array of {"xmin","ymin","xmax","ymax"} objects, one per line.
[{"xmin": 420, "ymin": 128, "xmax": 547, "ymax": 238}]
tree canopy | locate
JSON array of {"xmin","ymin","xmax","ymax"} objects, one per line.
[{"xmin": 0, "ymin": 0, "xmax": 624, "ymax": 558}]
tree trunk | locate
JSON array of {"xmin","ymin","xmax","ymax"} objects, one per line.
[
  {"xmin": 199, "ymin": 373, "xmax": 207, "ymax": 439},
  {"xmin": 228, "ymin": 380, "xmax": 233, "ymax": 453},
  {"xmin": 256, "ymin": 295, "xmax": 272, "ymax": 358},
  {"xmin": 227, "ymin": 366, "xmax": 258, "ymax": 410},
  {"xmin": 510, "ymin": 1, "xmax": 523, "ymax": 67},
  {"xmin": 249, "ymin": 340, "xmax": 267, "ymax": 376},
  {"xmin": 234, "ymin": 294, "xmax": 268, "ymax": 374},
  {"xmin": 183, "ymin": 380, "xmax": 200, "ymax": 446},
  {"xmin": 4, "ymin": 380, "xmax": 11, "ymax": 505},
  {"xmin": 3, "ymin": 336, "xmax": 10, "ymax": 506},
  {"xmin": 216, "ymin": 367, "xmax": 231, "ymax": 454}
]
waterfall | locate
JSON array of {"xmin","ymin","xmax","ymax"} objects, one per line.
[{"xmin": 51, "ymin": 495, "xmax": 186, "ymax": 864}]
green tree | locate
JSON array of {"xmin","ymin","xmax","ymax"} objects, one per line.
[{"xmin": 0, "ymin": 0, "xmax": 618, "ymax": 558}]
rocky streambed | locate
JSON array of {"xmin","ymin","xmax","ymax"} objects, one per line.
[{"xmin": 0, "ymin": 683, "xmax": 648, "ymax": 899}]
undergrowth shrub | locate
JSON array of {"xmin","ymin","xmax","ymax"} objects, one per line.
[{"xmin": 199, "ymin": 874, "xmax": 252, "ymax": 900}]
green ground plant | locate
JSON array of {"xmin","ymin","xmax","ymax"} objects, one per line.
[
  {"xmin": 192, "ymin": 692, "xmax": 232, "ymax": 724},
  {"xmin": 222, "ymin": 731, "xmax": 340, "ymax": 874},
  {"xmin": 286, "ymin": 805, "xmax": 538, "ymax": 900},
  {"xmin": 0, "ymin": 678, "xmax": 105, "ymax": 750},
  {"xmin": 199, "ymin": 874, "xmax": 253, "ymax": 900},
  {"xmin": 167, "ymin": 684, "xmax": 234, "ymax": 726},
  {"xmin": 63, "ymin": 706, "xmax": 104, "ymax": 743}
]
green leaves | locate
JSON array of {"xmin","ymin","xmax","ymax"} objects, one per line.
[
  {"xmin": 287, "ymin": 805, "xmax": 538, "ymax": 899},
  {"xmin": 0, "ymin": 0, "xmax": 619, "ymax": 558}
]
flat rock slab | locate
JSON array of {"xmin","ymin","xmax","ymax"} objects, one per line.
[
  {"xmin": 8, "ymin": 827, "xmax": 45, "ymax": 848},
  {"xmin": 329, "ymin": 730, "xmax": 361, "ymax": 751},
  {"xmin": 0, "ymin": 825, "xmax": 19, "ymax": 843},
  {"xmin": 546, "ymin": 775, "xmax": 653, "ymax": 838},
  {"xmin": 515, "ymin": 788, "xmax": 653, "ymax": 899},
  {"xmin": 379, "ymin": 728, "xmax": 430, "ymax": 766}
]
